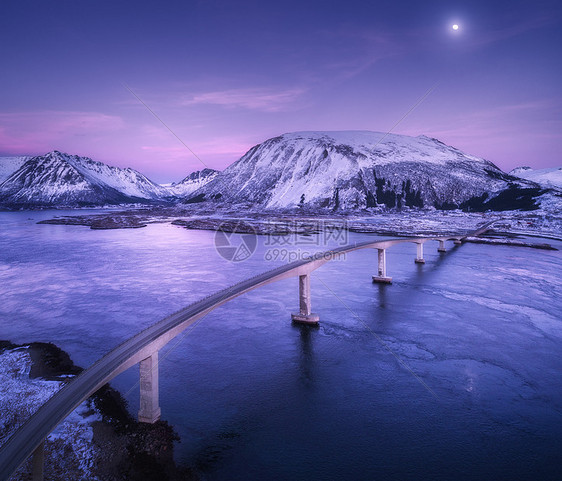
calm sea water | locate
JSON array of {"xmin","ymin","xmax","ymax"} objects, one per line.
[{"xmin": 1, "ymin": 211, "xmax": 561, "ymax": 480}]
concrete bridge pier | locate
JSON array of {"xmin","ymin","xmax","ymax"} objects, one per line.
[
  {"xmin": 31, "ymin": 442, "xmax": 44, "ymax": 481},
  {"xmin": 372, "ymin": 248, "xmax": 392, "ymax": 284},
  {"xmin": 454, "ymin": 239, "xmax": 462, "ymax": 245},
  {"xmin": 291, "ymin": 274, "xmax": 320, "ymax": 325},
  {"xmin": 138, "ymin": 351, "xmax": 161, "ymax": 424},
  {"xmin": 438, "ymin": 240, "xmax": 446, "ymax": 253},
  {"xmin": 415, "ymin": 242, "xmax": 426, "ymax": 264}
]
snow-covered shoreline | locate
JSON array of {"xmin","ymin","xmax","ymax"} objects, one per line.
[
  {"xmin": 0, "ymin": 342, "xmax": 191, "ymax": 481},
  {"xmin": 0, "ymin": 345, "xmax": 101, "ymax": 480},
  {"xmin": 31, "ymin": 204, "xmax": 562, "ymax": 239}
]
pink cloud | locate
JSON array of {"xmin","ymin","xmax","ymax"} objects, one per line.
[
  {"xmin": 324, "ymin": 29, "xmax": 404, "ymax": 76},
  {"xmin": 0, "ymin": 111, "xmax": 124, "ymax": 155},
  {"xmin": 139, "ymin": 135, "xmax": 255, "ymax": 170},
  {"xmin": 184, "ymin": 87, "xmax": 306, "ymax": 112}
]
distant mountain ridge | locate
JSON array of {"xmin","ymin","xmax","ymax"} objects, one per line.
[
  {"xmin": 166, "ymin": 168, "xmax": 219, "ymax": 197},
  {"xmin": 0, "ymin": 151, "xmax": 171, "ymax": 208},
  {"xmin": 184, "ymin": 131, "xmax": 547, "ymax": 212},
  {"xmin": 509, "ymin": 166, "xmax": 562, "ymax": 190},
  {"xmin": 1, "ymin": 134, "xmax": 556, "ymax": 212}
]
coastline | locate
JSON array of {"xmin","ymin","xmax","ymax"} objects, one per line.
[{"xmin": 31, "ymin": 205, "xmax": 561, "ymax": 249}]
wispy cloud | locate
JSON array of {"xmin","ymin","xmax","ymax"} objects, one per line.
[
  {"xmin": 293, "ymin": 27, "xmax": 405, "ymax": 86},
  {"xmin": 457, "ymin": 13, "xmax": 559, "ymax": 49},
  {"xmin": 183, "ymin": 87, "xmax": 306, "ymax": 112}
]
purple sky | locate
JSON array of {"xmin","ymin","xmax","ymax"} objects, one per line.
[{"xmin": 1, "ymin": 0, "xmax": 561, "ymax": 182}]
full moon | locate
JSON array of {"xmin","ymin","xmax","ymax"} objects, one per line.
[{"xmin": 452, "ymin": 24, "xmax": 459, "ymax": 30}]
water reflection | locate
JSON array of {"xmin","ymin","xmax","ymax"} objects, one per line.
[
  {"xmin": 376, "ymin": 284, "xmax": 388, "ymax": 308},
  {"xmin": 293, "ymin": 323, "xmax": 318, "ymax": 387}
]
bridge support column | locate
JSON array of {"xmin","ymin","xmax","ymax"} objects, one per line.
[
  {"xmin": 291, "ymin": 274, "xmax": 319, "ymax": 325},
  {"xmin": 138, "ymin": 351, "xmax": 161, "ymax": 424},
  {"xmin": 372, "ymin": 248, "xmax": 392, "ymax": 284},
  {"xmin": 32, "ymin": 441, "xmax": 44, "ymax": 481},
  {"xmin": 438, "ymin": 240, "xmax": 446, "ymax": 253},
  {"xmin": 415, "ymin": 242, "xmax": 425, "ymax": 264},
  {"xmin": 454, "ymin": 239, "xmax": 462, "ymax": 245}
]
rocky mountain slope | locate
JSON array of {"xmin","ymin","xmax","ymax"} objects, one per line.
[
  {"xmin": 165, "ymin": 168, "xmax": 219, "ymax": 197},
  {"xmin": 0, "ymin": 151, "xmax": 171, "ymax": 208},
  {"xmin": 185, "ymin": 131, "xmax": 546, "ymax": 212}
]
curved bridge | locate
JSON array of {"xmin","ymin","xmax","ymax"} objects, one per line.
[{"xmin": 0, "ymin": 223, "xmax": 494, "ymax": 480}]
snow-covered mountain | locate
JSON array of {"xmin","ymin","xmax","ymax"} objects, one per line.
[
  {"xmin": 509, "ymin": 166, "xmax": 562, "ymax": 190},
  {"xmin": 184, "ymin": 131, "xmax": 545, "ymax": 211},
  {"xmin": 0, "ymin": 151, "xmax": 170, "ymax": 207},
  {"xmin": 0, "ymin": 156, "xmax": 29, "ymax": 183},
  {"xmin": 166, "ymin": 168, "xmax": 219, "ymax": 197},
  {"xmin": 1, "ymin": 137, "xmax": 553, "ymax": 212}
]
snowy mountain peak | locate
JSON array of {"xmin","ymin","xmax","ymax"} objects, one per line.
[
  {"xmin": 175, "ymin": 168, "xmax": 219, "ymax": 184},
  {"xmin": 167, "ymin": 168, "xmax": 219, "ymax": 197},
  {"xmin": 510, "ymin": 166, "xmax": 532, "ymax": 174},
  {"xmin": 509, "ymin": 166, "xmax": 562, "ymax": 189},
  {"xmin": 0, "ymin": 151, "xmax": 170, "ymax": 207},
  {"xmin": 185, "ymin": 130, "xmax": 543, "ymax": 211}
]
